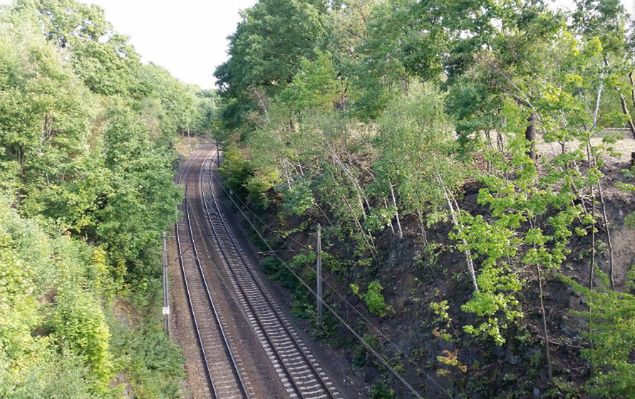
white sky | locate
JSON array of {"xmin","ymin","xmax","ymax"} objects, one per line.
[
  {"xmin": 82, "ymin": 0, "xmax": 258, "ymax": 89},
  {"xmin": 0, "ymin": 0, "xmax": 633, "ymax": 89}
]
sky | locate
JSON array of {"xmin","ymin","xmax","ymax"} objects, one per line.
[
  {"xmin": 80, "ymin": 0, "xmax": 258, "ymax": 89},
  {"xmin": 0, "ymin": 0, "xmax": 257, "ymax": 89},
  {"xmin": 0, "ymin": 0, "xmax": 633, "ymax": 89}
]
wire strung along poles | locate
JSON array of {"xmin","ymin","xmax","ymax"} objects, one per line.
[
  {"xmin": 201, "ymin": 153, "xmax": 341, "ymax": 399},
  {"xmin": 210, "ymin": 145, "xmax": 446, "ymax": 399}
]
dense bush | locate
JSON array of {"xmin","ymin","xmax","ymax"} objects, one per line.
[{"xmin": 0, "ymin": 0, "xmax": 200, "ymax": 396}]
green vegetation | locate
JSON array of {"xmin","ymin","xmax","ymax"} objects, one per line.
[
  {"xmin": 0, "ymin": 0, "xmax": 214, "ymax": 396},
  {"xmin": 567, "ymin": 275, "xmax": 635, "ymax": 397},
  {"xmin": 214, "ymin": 0, "xmax": 635, "ymax": 396},
  {"xmin": 351, "ymin": 281, "xmax": 390, "ymax": 317},
  {"xmin": 3, "ymin": 0, "xmax": 635, "ymax": 396}
]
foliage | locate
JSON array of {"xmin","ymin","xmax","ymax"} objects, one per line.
[
  {"xmin": 191, "ymin": 89, "xmax": 218, "ymax": 136},
  {"xmin": 219, "ymin": 144, "xmax": 253, "ymax": 198},
  {"xmin": 453, "ymin": 213, "xmax": 523, "ymax": 345},
  {"xmin": 352, "ymin": 280, "xmax": 390, "ymax": 317},
  {"xmin": 370, "ymin": 381, "xmax": 395, "ymax": 399},
  {"xmin": 278, "ymin": 51, "xmax": 344, "ymax": 112},
  {"xmin": 53, "ymin": 289, "xmax": 113, "ymax": 386},
  {"xmin": 0, "ymin": 196, "xmax": 110, "ymax": 395},
  {"xmin": 209, "ymin": 0, "xmax": 635, "ymax": 395},
  {"xmin": 375, "ymin": 81, "xmax": 464, "ymax": 219},
  {"xmin": 0, "ymin": 1, "xmax": 193, "ymax": 396},
  {"xmin": 110, "ymin": 319, "xmax": 185, "ymax": 399},
  {"xmin": 214, "ymin": 0, "xmax": 327, "ymax": 130},
  {"xmin": 282, "ymin": 180, "xmax": 315, "ymax": 216},
  {"xmin": 138, "ymin": 64, "xmax": 198, "ymax": 137},
  {"xmin": 567, "ymin": 277, "xmax": 635, "ymax": 397},
  {"xmin": 430, "ymin": 300, "xmax": 452, "ymax": 329}
]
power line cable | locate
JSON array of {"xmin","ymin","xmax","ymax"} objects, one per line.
[
  {"xmin": 211, "ymin": 160, "xmax": 451, "ymax": 393},
  {"xmin": 209, "ymin": 153, "xmax": 453, "ymax": 399}
]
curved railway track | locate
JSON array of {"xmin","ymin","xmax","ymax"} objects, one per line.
[
  {"xmin": 175, "ymin": 154, "xmax": 252, "ymax": 399},
  {"xmin": 195, "ymin": 152, "xmax": 342, "ymax": 399}
]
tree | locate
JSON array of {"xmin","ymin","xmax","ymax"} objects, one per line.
[
  {"xmin": 138, "ymin": 64, "xmax": 198, "ymax": 138},
  {"xmin": 215, "ymin": 0, "xmax": 327, "ymax": 131},
  {"xmin": 373, "ymin": 82, "xmax": 478, "ymax": 285},
  {"xmin": 191, "ymin": 89, "xmax": 218, "ymax": 136},
  {"xmin": 0, "ymin": 1, "xmax": 188, "ymax": 396},
  {"xmin": 17, "ymin": 0, "xmax": 143, "ymax": 97},
  {"xmin": 567, "ymin": 277, "xmax": 635, "ymax": 397},
  {"xmin": 0, "ymin": 196, "xmax": 109, "ymax": 396},
  {"xmin": 0, "ymin": 12, "xmax": 96, "ymax": 218},
  {"xmin": 205, "ymin": 0, "xmax": 635, "ymax": 395}
]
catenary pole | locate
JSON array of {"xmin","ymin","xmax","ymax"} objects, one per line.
[{"xmin": 316, "ymin": 224, "xmax": 323, "ymax": 325}]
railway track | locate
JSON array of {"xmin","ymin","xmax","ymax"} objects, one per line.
[
  {"xmin": 195, "ymin": 153, "xmax": 342, "ymax": 399},
  {"xmin": 175, "ymin": 154, "xmax": 252, "ymax": 399}
]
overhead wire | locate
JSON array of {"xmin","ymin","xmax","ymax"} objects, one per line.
[
  {"xmin": 213, "ymin": 154, "xmax": 445, "ymax": 374},
  {"xmin": 211, "ymin": 149, "xmax": 453, "ymax": 399}
]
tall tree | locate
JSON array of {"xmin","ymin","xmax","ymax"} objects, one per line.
[
  {"xmin": 215, "ymin": 0, "xmax": 327, "ymax": 132},
  {"xmin": 17, "ymin": 0, "xmax": 143, "ymax": 97}
]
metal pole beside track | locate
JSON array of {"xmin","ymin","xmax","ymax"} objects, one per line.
[
  {"xmin": 162, "ymin": 231, "xmax": 170, "ymax": 335},
  {"xmin": 317, "ymin": 223, "xmax": 323, "ymax": 326}
]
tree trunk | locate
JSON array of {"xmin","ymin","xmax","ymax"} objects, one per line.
[
  {"xmin": 384, "ymin": 197, "xmax": 395, "ymax": 235},
  {"xmin": 437, "ymin": 175, "xmax": 479, "ymax": 292},
  {"xmin": 603, "ymin": 57, "xmax": 635, "ymax": 140},
  {"xmin": 496, "ymin": 132, "xmax": 504, "ymax": 153},
  {"xmin": 536, "ymin": 263, "xmax": 553, "ymax": 382},
  {"xmin": 485, "ymin": 130, "xmax": 493, "ymax": 150},
  {"xmin": 587, "ymin": 142, "xmax": 616, "ymax": 291},
  {"xmin": 341, "ymin": 193, "xmax": 376, "ymax": 255},
  {"xmin": 484, "ymin": 130, "xmax": 493, "ymax": 172},
  {"xmin": 589, "ymin": 185, "xmax": 596, "ymax": 290},
  {"xmin": 585, "ymin": 141, "xmax": 597, "ymax": 291},
  {"xmin": 253, "ymin": 88, "xmax": 270, "ymax": 122},
  {"xmin": 618, "ymin": 90, "xmax": 635, "ymax": 140},
  {"xmin": 628, "ymin": 74, "xmax": 635, "ymax": 175},
  {"xmin": 596, "ymin": 181, "xmax": 616, "ymax": 291},
  {"xmin": 389, "ymin": 182, "xmax": 403, "ymax": 239},
  {"xmin": 416, "ymin": 209, "xmax": 428, "ymax": 245},
  {"xmin": 525, "ymin": 113, "xmax": 537, "ymax": 162},
  {"xmin": 628, "ymin": 71, "xmax": 635, "ymax": 110},
  {"xmin": 592, "ymin": 67, "xmax": 605, "ymax": 130},
  {"xmin": 332, "ymin": 151, "xmax": 370, "ymax": 220},
  {"xmin": 281, "ymin": 158, "xmax": 292, "ymax": 189}
]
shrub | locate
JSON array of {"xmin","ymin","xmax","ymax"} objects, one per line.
[
  {"xmin": 53, "ymin": 289, "xmax": 112, "ymax": 386},
  {"xmin": 371, "ymin": 382, "xmax": 395, "ymax": 399},
  {"xmin": 352, "ymin": 281, "xmax": 391, "ymax": 317}
]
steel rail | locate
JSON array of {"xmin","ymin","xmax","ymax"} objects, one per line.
[
  {"xmin": 198, "ymin": 154, "xmax": 339, "ymax": 399},
  {"xmin": 194, "ymin": 157, "xmax": 304, "ymax": 398},
  {"xmin": 175, "ymin": 152, "xmax": 250, "ymax": 399},
  {"xmin": 175, "ymin": 157, "xmax": 218, "ymax": 398}
]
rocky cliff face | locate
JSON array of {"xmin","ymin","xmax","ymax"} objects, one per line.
[{"xmin": 227, "ymin": 159, "xmax": 635, "ymax": 398}]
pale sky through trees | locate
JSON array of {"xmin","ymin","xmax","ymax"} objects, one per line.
[
  {"xmin": 80, "ymin": 0, "xmax": 257, "ymax": 89},
  {"xmin": 0, "ymin": 0, "xmax": 258, "ymax": 89},
  {"xmin": 0, "ymin": 0, "xmax": 633, "ymax": 89}
]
